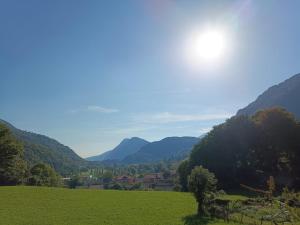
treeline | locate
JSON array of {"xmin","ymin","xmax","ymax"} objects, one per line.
[
  {"xmin": 178, "ymin": 108, "xmax": 300, "ymax": 191},
  {"xmin": 0, "ymin": 124, "xmax": 60, "ymax": 186}
]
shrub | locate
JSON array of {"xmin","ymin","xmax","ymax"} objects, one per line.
[
  {"xmin": 188, "ymin": 166, "xmax": 217, "ymax": 216},
  {"xmin": 28, "ymin": 163, "xmax": 61, "ymax": 187}
]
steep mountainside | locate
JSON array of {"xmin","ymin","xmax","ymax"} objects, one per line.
[
  {"xmin": 0, "ymin": 119, "xmax": 85, "ymax": 175},
  {"xmin": 86, "ymin": 137, "xmax": 149, "ymax": 161},
  {"xmin": 237, "ymin": 73, "xmax": 300, "ymax": 117},
  {"xmin": 122, "ymin": 136, "xmax": 200, "ymax": 164}
]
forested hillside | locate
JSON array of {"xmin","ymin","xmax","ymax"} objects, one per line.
[{"xmin": 0, "ymin": 119, "xmax": 85, "ymax": 175}]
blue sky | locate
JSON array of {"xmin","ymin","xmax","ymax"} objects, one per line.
[{"xmin": 1, "ymin": 0, "xmax": 300, "ymax": 157}]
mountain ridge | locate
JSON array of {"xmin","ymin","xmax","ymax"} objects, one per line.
[
  {"xmin": 122, "ymin": 136, "xmax": 200, "ymax": 164},
  {"xmin": 86, "ymin": 137, "xmax": 149, "ymax": 161},
  {"xmin": 237, "ymin": 73, "xmax": 300, "ymax": 117}
]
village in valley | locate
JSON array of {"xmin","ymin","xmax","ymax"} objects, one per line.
[{"xmin": 65, "ymin": 169, "xmax": 178, "ymax": 191}]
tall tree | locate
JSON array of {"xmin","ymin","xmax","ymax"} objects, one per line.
[
  {"xmin": 0, "ymin": 124, "xmax": 26, "ymax": 185},
  {"xmin": 177, "ymin": 160, "xmax": 190, "ymax": 191},
  {"xmin": 189, "ymin": 115, "xmax": 258, "ymax": 188}
]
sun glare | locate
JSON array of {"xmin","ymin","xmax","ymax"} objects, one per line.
[{"xmin": 184, "ymin": 27, "xmax": 228, "ymax": 69}]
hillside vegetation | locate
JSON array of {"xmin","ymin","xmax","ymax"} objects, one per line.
[
  {"xmin": 179, "ymin": 107, "xmax": 300, "ymax": 191},
  {"xmin": 0, "ymin": 119, "xmax": 85, "ymax": 175}
]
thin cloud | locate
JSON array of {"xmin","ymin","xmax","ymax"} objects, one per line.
[
  {"xmin": 87, "ymin": 105, "xmax": 119, "ymax": 113},
  {"xmin": 135, "ymin": 112, "xmax": 232, "ymax": 124},
  {"xmin": 68, "ymin": 105, "xmax": 119, "ymax": 114}
]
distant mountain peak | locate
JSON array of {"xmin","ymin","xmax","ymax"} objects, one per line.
[
  {"xmin": 122, "ymin": 136, "xmax": 200, "ymax": 164},
  {"xmin": 86, "ymin": 137, "xmax": 149, "ymax": 162}
]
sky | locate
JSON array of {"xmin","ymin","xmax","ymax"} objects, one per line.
[{"xmin": 1, "ymin": 0, "xmax": 300, "ymax": 158}]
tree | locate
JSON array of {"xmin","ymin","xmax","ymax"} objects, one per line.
[
  {"xmin": 267, "ymin": 176, "xmax": 275, "ymax": 199},
  {"xmin": 0, "ymin": 124, "xmax": 27, "ymax": 185},
  {"xmin": 162, "ymin": 169, "xmax": 171, "ymax": 179},
  {"xmin": 28, "ymin": 163, "xmax": 61, "ymax": 187},
  {"xmin": 253, "ymin": 108, "xmax": 300, "ymax": 183},
  {"xmin": 188, "ymin": 166, "xmax": 217, "ymax": 216},
  {"xmin": 187, "ymin": 108, "xmax": 300, "ymax": 189},
  {"xmin": 102, "ymin": 171, "xmax": 113, "ymax": 184},
  {"xmin": 189, "ymin": 115, "xmax": 258, "ymax": 189},
  {"xmin": 68, "ymin": 175, "xmax": 82, "ymax": 189},
  {"xmin": 177, "ymin": 160, "xmax": 190, "ymax": 191}
]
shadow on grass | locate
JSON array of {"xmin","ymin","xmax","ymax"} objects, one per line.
[{"xmin": 183, "ymin": 215, "xmax": 212, "ymax": 225}]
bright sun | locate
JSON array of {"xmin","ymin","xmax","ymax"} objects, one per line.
[{"xmin": 184, "ymin": 28, "xmax": 227, "ymax": 68}]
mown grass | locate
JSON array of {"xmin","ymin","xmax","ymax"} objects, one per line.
[{"xmin": 0, "ymin": 186, "xmax": 204, "ymax": 225}]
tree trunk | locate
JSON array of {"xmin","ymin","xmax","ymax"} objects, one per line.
[{"xmin": 197, "ymin": 202, "xmax": 205, "ymax": 216}]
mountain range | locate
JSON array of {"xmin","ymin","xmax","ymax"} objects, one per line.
[
  {"xmin": 122, "ymin": 136, "xmax": 200, "ymax": 164},
  {"xmin": 87, "ymin": 136, "xmax": 200, "ymax": 164},
  {"xmin": 237, "ymin": 73, "xmax": 300, "ymax": 117}
]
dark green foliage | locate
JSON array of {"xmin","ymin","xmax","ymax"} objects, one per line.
[
  {"xmin": 68, "ymin": 175, "xmax": 82, "ymax": 189},
  {"xmin": 0, "ymin": 124, "xmax": 27, "ymax": 185},
  {"xmin": 0, "ymin": 119, "xmax": 86, "ymax": 175},
  {"xmin": 189, "ymin": 115, "xmax": 259, "ymax": 189},
  {"xmin": 180, "ymin": 108, "xmax": 300, "ymax": 190},
  {"xmin": 253, "ymin": 108, "xmax": 300, "ymax": 184},
  {"xmin": 178, "ymin": 160, "xmax": 190, "ymax": 191},
  {"xmin": 188, "ymin": 166, "xmax": 217, "ymax": 216},
  {"xmin": 28, "ymin": 163, "xmax": 61, "ymax": 187}
]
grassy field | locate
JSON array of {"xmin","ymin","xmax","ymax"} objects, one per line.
[{"xmin": 0, "ymin": 186, "xmax": 234, "ymax": 225}]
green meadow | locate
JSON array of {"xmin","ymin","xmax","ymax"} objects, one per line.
[
  {"xmin": 0, "ymin": 186, "xmax": 239, "ymax": 225},
  {"xmin": 3, "ymin": 186, "xmax": 299, "ymax": 225},
  {"xmin": 0, "ymin": 186, "xmax": 203, "ymax": 225}
]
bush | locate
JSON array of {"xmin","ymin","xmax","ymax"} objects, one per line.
[
  {"xmin": 188, "ymin": 166, "xmax": 217, "ymax": 216},
  {"xmin": 28, "ymin": 163, "xmax": 61, "ymax": 187}
]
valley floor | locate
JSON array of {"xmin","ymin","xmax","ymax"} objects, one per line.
[
  {"xmin": 4, "ymin": 186, "xmax": 290, "ymax": 225},
  {"xmin": 0, "ymin": 186, "xmax": 204, "ymax": 225}
]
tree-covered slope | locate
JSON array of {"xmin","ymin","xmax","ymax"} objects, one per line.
[
  {"xmin": 0, "ymin": 119, "xmax": 85, "ymax": 175},
  {"xmin": 86, "ymin": 137, "xmax": 149, "ymax": 161},
  {"xmin": 123, "ymin": 137, "xmax": 200, "ymax": 164},
  {"xmin": 237, "ymin": 73, "xmax": 300, "ymax": 117}
]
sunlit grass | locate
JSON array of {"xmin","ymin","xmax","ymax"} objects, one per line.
[{"xmin": 0, "ymin": 186, "xmax": 197, "ymax": 225}]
